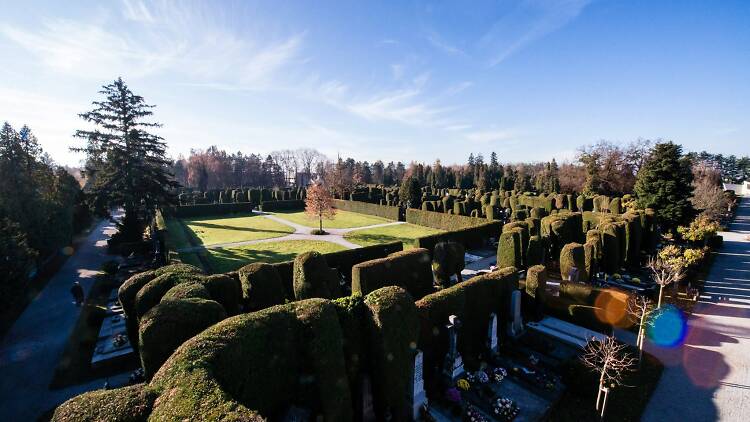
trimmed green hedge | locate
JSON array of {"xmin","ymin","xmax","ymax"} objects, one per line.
[
  {"xmin": 293, "ymin": 251, "xmax": 342, "ymax": 300},
  {"xmin": 118, "ymin": 270, "xmax": 156, "ymax": 353},
  {"xmin": 432, "ymin": 241, "xmax": 465, "ymax": 287},
  {"xmin": 259, "ymin": 199, "xmax": 305, "ymax": 212},
  {"xmin": 600, "ymin": 223, "xmax": 621, "ymax": 273},
  {"xmin": 526, "ymin": 235, "xmax": 545, "ymax": 267},
  {"xmin": 173, "ymin": 202, "xmax": 256, "ymax": 218},
  {"xmin": 525, "ymin": 265, "xmax": 546, "ymax": 299},
  {"xmin": 160, "ymin": 282, "xmax": 210, "ymax": 302},
  {"xmin": 199, "ymin": 274, "xmax": 242, "ymax": 316},
  {"xmin": 364, "ymin": 287, "xmax": 419, "ymax": 421},
  {"xmin": 237, "ymin": 263, "xmax": 286, "ymax": 312},
  {"xmin": 332, "ymin": 199, "xmax": 401, "ymax": 220},
  {"xmin": 406, "ymin": 208, "xmax": 489, "ymax": 230},
  {"xmin": 560, "ymin": 242, "xmax": 586, "ymax": 281},
  {"xmin": 352, "ymin": 248, "xmax": 434, "ymax": 299},
  {"xmin": 139, "ymin": 298, "xmax": 227, "ymax": 379},
  {"xmin": 497, "ymin": 230, "xmax": 522, "ymax": 269},
  {"xmin": 51, "ymin": 383, "xmax": 157, "ymax": 422},
  {"xmin": 147, "ymin": 299, "xmax": 351, "ymax": 421}
]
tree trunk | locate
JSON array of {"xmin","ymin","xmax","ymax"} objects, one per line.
[
  {"xmin": 600, "ymin": 387, "xmax": 610, "ymax": 419},
  {"xmin": 658, "ymin": 285, "xmax": 664, "ymax": 308}
]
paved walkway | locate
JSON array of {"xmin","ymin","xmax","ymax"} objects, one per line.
[
  {"xmin": 643, "ymin": 197, "xmax": 750, "ymax": 421},
  {"xmin": 0, "ymin": 214, "xmax": 127, "ymax": 421},
  {"xmin": 177, "ymin": 212, "xmax": 405, "ymax": 252}
]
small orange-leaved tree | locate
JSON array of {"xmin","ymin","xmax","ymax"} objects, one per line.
[{"xmin": 305, "ymin": 181, "xmax": 336, "ymax": 233}]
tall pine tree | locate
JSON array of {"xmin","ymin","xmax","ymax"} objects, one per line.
[
  {"xmin": 73, "ymin": 78, "xmax": 177, "ymax": 242},
  {"xmin": 634, "ymin": 142, "xmax": 694, "ymax": 232}
]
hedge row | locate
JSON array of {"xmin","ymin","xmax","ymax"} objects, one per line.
[
  {"xmin": 259, "ymin": 199, "xmax": 305, "ymax": 212},
  {"xmin": 332, "ymin": 198, "xmax": 401, "ymax": 221},
  {"xmin": 406, "ymin": 208, "xmax": 491, "ymax": 231},
  {"xmin": 172, "ymin": 202, "xmax": 256, "ymax": 218},
  {"xmin": 55, "ymin": 288, "xmax": 419, "ymax": 421},
  {"xmin": 415, "ymin": 221, "xmax": 500, "ymax": 255}
]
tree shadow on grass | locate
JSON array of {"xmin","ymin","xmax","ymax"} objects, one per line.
[
  {"xmin": 344, "ymin": 233, "xmax": 417, "ymax": 248},
  {"xmin": 187, "ymin": 221, "xmax": 293, "ymax": 236}
]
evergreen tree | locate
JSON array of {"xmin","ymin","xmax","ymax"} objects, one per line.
[
  {"xmin": 73, "ymin": 78, "xmax": 177, "ymax": 242},
  {"xmin": 399, "ymin": 176, "xmax": 422, "ymax": 208},
  {"xmin": 634, "ymin": 142, "xmax": 694, "ymax": 232},
  {"xmin": 580, "ymin": 151, "xmax": 601, "ymax": 195}
]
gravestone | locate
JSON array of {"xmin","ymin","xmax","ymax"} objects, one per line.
[
  {"xmin": 361, "ymin": 375, "xmax": 376, "ymax": 422},
  {"xmin": 408, "ymin": 350, "xmax": 427, "ymax": 420},
  {"xmin": 568, "ymin": 266, "xmax": 580, "ymax": 283},
  {"xmin": 508, "ymin": 290, "xmax": 524, "ymax": 338},
  {"xmin": 442, "ymin": 315, "xmax": 465, "ymax": 384},
  {"xmin": 486, "ymin": 312, "xmax": 499, "ymax": 356}
]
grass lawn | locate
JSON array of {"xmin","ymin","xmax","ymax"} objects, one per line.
[
  {"xmin": 271, "ymin": 209, "xmax": 392, "ymax": 229},
  {"xmin": 182, "ymin": 213, "xmax": 294, "ymax": 246},
  {"xmin": 207, "ymin": 240, "xmax": 348, "ymax": 272},
  {"xmin": 344, "ymin": 223, "xmax": 444, "ymax": 248}
]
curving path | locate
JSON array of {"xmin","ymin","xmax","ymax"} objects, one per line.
[
  {"xmin": 0, "ymin": 212, "xmax": 129, "ymax": 421},
  {"xmin": 643, "ymin": 197, "xmax": 750, "ymax": 421},
  {"xmin": 177, "ymin": 212, "xmax": 405, "ymax": 252}
]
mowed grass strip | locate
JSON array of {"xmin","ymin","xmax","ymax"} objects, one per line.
[
  {"xmin": 207, "ymin": 240, "xmax": 348, "ymax": 272},
  {"xmin": 271, "ymin": 209, "xmax": 392, "ymax": 229},
  {"xmin": 343, "ymin": 223, "xmax": 444, "ymax": 248},
  {"xmin": 183, "ymin": 213, "xmax": 295, "ymax": 246}
]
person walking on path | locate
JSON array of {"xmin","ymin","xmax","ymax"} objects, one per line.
[{"xmin": 70, "ymin": 281, "xmax": 84, "ymax": 306}]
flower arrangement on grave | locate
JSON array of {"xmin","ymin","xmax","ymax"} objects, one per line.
[
  {"xmin": 465, "ymin": 404, "xmax": 489, "ymax": 422},
  {"xmin": 457, "ymin": 378, "xmax": 471, "ymax": 391},
  {"xmin": 493, "ymin": 367, "xmax": 508, "ymax": 383},
  {"xmin": 492, "ymin": 397, "xmax": 519, "ymax": 421},
  {"xmin": 528, "ymin": 354, "xmax": 540, "ymax": 366},
  {"xmin": 445, "ymin": 387, "xmax": 462, "ymax": 403}
]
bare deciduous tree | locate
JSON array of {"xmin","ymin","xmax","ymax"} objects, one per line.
[
  {"xmin": 626, "ymin": 295, "xmax": 657, "ymax": 366},
  {"xmin": 647, "ymin": 256, "xmax": 686, "ymax": 308},
  {"xmin": 581, "ymin": 336, "xmax": 636, "ymax": 419}
]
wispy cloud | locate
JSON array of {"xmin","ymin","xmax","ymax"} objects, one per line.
[
  {"xmin": 481, "ymin": 0, "xmax": 591, "ymax": 67},
  {"xmin": 0, "ymin": 2, "xmax": 304, "ymax": 88},
  {"xmin": 424, "ymin": 30, "xmax": 464, "ymax": 56}
]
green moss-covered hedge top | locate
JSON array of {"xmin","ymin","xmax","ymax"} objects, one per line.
[
  {"xmin": 293, "ymin": 251, "xmax": 342, "ymax": 300},
  {"xmin": 139, "ymin": 297, "xmax": 228, "ymax": 379},
  {"xmin": 161, "ymin": 282, "xmax": 211, "ymax": 302},
  {"xmin": 525, "ymin": 265, "xmax": 547, "ymax": 298},
  {"xmin": 406, "ymin": 208, "xmax": 489, "ymax": 230},
  {"xmin": 51, "ymin": 383, "xmax": 157, "ymax": 422},
  {"xmin": 352, "ymin": 248, "xmax": 434, "ymax": 299},
  {"xmin": 147, "ymin": 298, "xmax": 352, "ymax": 421}
]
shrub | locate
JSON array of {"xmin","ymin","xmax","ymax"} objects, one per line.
[
  {"xmin": 622, "ymin": 213, "xmax": 643, "ymax": 267},
  {"xmin": 332, "ymin": 294, "xmax": 366, "ymax": 389},
  {"xmin": 609, "ymin": 197, "xmax": 622, "ymax": 214},
  {"xmin": 526, "ymin": 235, "xmax": 545, "ymax": 267},
  {"xmin": 560, "ymin": 243, "xmax": 586, "ymax": 281},
  {"xmin": 406, "ymin": 208, "xmax": 489, "ymax": 231},
  {"xmin": 432, "ymin": 241, "xmax": 466, "ymax": 287},
  {"xmin": 324, "ymin": 241, "xmax": 404, "ymax": 281},
  {"xmin": 525, "ymin": 217, "xmax": 541, "ymax": 236},
  {"xmin": 238, "ymin": 263, "xmax": 286, "ymax": 312},
  {"xmin": 583, "ymin": 242, "xmax": 597, "ymax": 282},
  {"xmin": 415, "ymin": 221, "xmax": 500, "ymax": 253},
  {"xmin": 199, "ymin": 274, "xmax": 242, "ymax": 316},
  {"xmin": 525, "ymin": 265, "xmax": 546, "ymax": 299},
  {"xmin": 118, "ymin": 270, "xmax": 156, "ymax": 350},
  {"xmin": 352, "ymin": 248, "xmax": 433, "ymax": 299},
  {"xmin": 152, "ymin": 263, "xmax": 204, "ymax": 278},
  {"xmin": 139, "ymin": 298, "xmax": 227, "ymax": 379},
  {"xmin": 293, "ymin": 251, "xmax": 341, "ymax": 300},
  {"xmin": 497, "ymin": 230, "xmax": 522, "ymax": 269},
  {"xmin": 600, "ymin": 223, "xmax": 621, "ymax": 273},
  {"xmin": 677, "ymin": 215, "xmax": 721, "ymax": 244},
  {"xmin": 503, "ymin": 222, "xmax": 529, "ymax": 262},
  {"xmin": 51, "ymin": 383, "xmax": 157, "ymax": 422},
  {"xmin": 364, "ymin": 287, "xmax": 419, "ymax": 421}
]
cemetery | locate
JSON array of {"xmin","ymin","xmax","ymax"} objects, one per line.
[
  {"xmin": 48, "ymin": 178, "xmax": 734, "ymax": 421},
  {"xmin": 2, "ymin": 5, "xmax": 747, "ymax": 421}
]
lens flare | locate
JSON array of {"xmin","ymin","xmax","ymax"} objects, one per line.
[
  {"xmin": 594, "ymin": 290, "xmax": 630, "ymax": 328},
  {"xmin": 647, "ymin": 305, "xmax": 688, "ymax": 348}
]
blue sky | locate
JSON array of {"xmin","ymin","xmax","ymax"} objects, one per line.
[{"xmin": 0, "ymin": 0, "xmax": 748, "ymax": 167}]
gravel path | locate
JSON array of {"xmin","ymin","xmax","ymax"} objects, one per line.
[
  {"xmin": 177, "ymin": 212, "xmax": 405, "ymax": 252},
  {"xmin": 642, "ymin": 197, "xmax": 750, "ymax": 421},
  {"xmin": 0, "ymin": 213, "xmax": 129, "ymax": 421}
]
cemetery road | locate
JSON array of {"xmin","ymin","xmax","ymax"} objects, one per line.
[
  {"xmin": 643, "ymin": 197, "xmax": 750, "ymax": 421},
  {"xmin": 0, "ymin": 213, "xmax": 125, "ymax": 421}
]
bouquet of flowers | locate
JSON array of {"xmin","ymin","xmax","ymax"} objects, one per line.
[
  {"xmin": 464, "ymin": 404, "xmax": 489, "ymax": 422},
  {"xmin": 492, "ymin": 397, "xmax": 519, "ymax": 421},
  {"xmin": 457, "ymin": 378, "xmax": 471, "ymax": 391},
  {"xmin": 474, "ymin": 370, "xmax": 489, "ymax": 384},
  {"xmin": 493, "ymin": 367, "xmax": 507, "ymax": 383}
]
